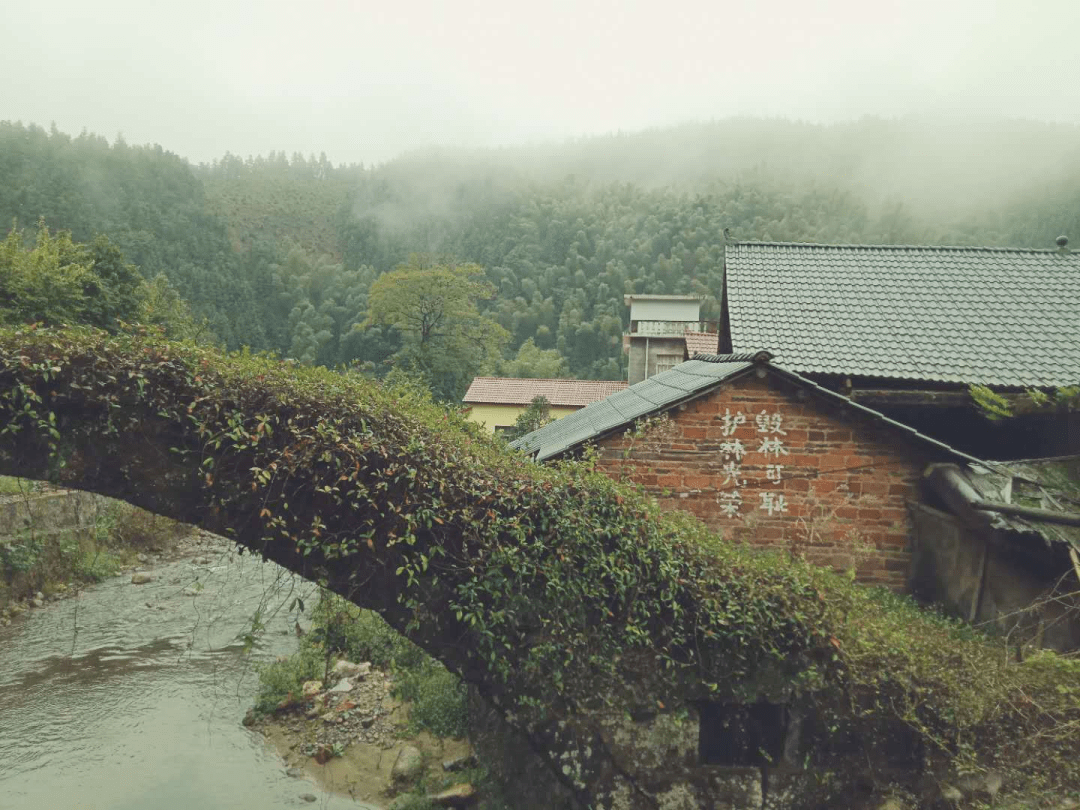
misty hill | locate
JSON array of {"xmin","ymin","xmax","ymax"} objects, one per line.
[
  {"xmin": 2, "ymin": 116, "xmax": 1078, "ymax": 389},
  {"xmin": 347, "ymin": 115, "xmax": 1080, "ymax": 241}
]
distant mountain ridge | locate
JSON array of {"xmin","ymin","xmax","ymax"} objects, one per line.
[{"xmin": 3, "ymin": 115, "xmax": 1077, "ymax": 389}]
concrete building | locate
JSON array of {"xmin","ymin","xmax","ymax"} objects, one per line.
[{"xmin": 622, "ymin": 294, "xmax": 718, "ymax": 384}]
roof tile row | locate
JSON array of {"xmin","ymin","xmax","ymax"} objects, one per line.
[
  {"xmin": 725, "ymin": 242, "xmax": 1080, "ymax": 387},
  {"xmin": 463, "ymin": 377, "xmax": 627, "ymax": 407}
]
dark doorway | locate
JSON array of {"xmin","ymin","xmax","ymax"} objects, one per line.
[{"xmin": 698, "ymin": 702, "xmax": 787, "ymax": 766}]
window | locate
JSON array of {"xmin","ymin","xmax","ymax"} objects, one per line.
[{"xmin": 654, "ymin": 354, "xmax": 683, "ymax": 375}]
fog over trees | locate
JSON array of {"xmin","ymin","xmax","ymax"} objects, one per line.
[{"xmin": 2, "ymin": 115, "xmax": 1078, "ymax": 395}]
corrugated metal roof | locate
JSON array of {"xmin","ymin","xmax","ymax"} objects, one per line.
[
  {"xmin": 725, "ymin": 242, "xmax": 1080, "ymax": 388},
  {"xmin": 511, "ymin": 353, "xmax": 985, "ymax": 465},
  {"xmin": 463, "ymin": 377, "xmax": 627, "ymax": 407},
  {"xmin": 947, "ymin": 458, "xmax": 1080, "ymax": 549}
]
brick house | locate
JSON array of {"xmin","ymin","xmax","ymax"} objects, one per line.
[{"xmin": 513, "ymin": 351, "xmax": 984, "ymax": 591}]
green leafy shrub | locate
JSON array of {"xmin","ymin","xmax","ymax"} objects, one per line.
[
  {"xmin": 312, "ymin": 594, "xmax": 426, "ymax": 671},
  {"xmin": 388, "ymin": 794, "xmax": 434, "ymax": 810},
  {"xmin": 395, "ymin": 661, "xmax": 468, "ymax": 738},
  {"xmin": 254, "ymin": 643, "xmax": 324, "ymax": 713},
  {"xmin": 0, "ymin": 531, "xmax": 44, "ymax": 574},
  {"xmin": 3, "ymin": 327, "xmax": 1080, "ymax": 801},
  {"xmin": 71, "ymin": 544, "xmax": 125, "ymax": 582},
  {"xmin": 1, "ymin": 524, "xmax": 127, "ymax": 596}
]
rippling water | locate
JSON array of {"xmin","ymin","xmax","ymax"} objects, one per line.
[{"xmin": 0, "ymin": 544, "xmax": 377, "ymax": 810}]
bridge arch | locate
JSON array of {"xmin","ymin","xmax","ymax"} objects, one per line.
[{"xmin": 1, "ymin": 327, "xmax": 1075, "ymax": 808}]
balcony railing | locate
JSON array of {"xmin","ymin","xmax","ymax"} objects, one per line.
[{"xmin": 629, "ymin": 320, "xmax": 718, "ymax": 336}]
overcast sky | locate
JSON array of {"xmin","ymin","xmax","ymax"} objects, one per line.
[{"xmin": 3, "ymin": 0, "xmax": 1078, "ymax": 166}]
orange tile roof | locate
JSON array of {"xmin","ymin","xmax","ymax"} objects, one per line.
[
  {"xmin": 463, "ymin": 377, "xmax": 628, "ymax": 407},
  {"xmin": 684, "ymin": 330, "xmax": 719, "ymax": 356}
]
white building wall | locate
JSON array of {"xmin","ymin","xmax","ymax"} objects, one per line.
[{"xmin": 629, "ymin": 298, "xmax": 701, "ymax": 322}]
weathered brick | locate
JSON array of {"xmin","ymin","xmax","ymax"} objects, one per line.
[
  {"xmin": 785, "ymin": 477, "xmax": 811, "ymax": 493},
  {"xmin": 683, "ymin": 474, "xmax": 712, "ymax": 489},
  {"xmin": 589, "ymin": 375, "xmax": 934, "ymax": 591}
]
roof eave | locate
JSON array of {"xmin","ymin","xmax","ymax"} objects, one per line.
[
  {"xmin": 522, "ymin": 359, "xmax": 986, "ymax": 467},
  {"xmin": 525, "ymin": 364, "xmax": 762, "ymax": 462}
]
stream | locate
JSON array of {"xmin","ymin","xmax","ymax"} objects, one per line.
[{"xmin": 0, "ymin": 539, "xmax": 379, "ymax": 810}]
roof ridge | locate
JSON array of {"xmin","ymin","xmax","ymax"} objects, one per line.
[
  {"xmin": 730, "ymin": 240, "xmax": 1069, "ymax": 254},
  {"xmin": 467, "ymin": 376, "xmax": 625, "ymax": 384},
  {"xmin": 693, "ymin": 350, "xmax": 773, "ymax": 363}
]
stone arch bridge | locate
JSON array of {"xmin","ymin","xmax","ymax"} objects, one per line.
[{"xmin": 0, "ymin": 329, "xmax": 1048, "ymax": 810}]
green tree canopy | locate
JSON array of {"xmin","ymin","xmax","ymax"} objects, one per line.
[
  {"xmin": 504, "ymin": 395, "xmax": 553, "ymax": 441},
  {"xmin": 135, "ymin": 272, "xmax": 217, "ymax": 343},
  {"xmin": 9, "ymin": 118, "xmax": 1080, "ymax": 380},
  {"xmin": 0, "ymin": 223, "xmax": 140, "ymax": 330},
  {"xmin": 500, "ymin": 338, "xmax": 568, "ymax": 379},
  {"xmin": 363, "ymin": 257, "xmax": 509, "ymax": 400}
]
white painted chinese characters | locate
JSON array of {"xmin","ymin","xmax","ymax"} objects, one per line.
[{"xmin": 716, "ymin": 409, "xmax": 787, "ymax": 518}]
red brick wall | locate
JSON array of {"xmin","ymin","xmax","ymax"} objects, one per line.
[{"xmin": 592, "ymin": 373, "xmax": 931, "ymax": 590}]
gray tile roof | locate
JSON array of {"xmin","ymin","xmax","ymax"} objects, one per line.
[
  {"xmin": 511, "ymin": 352, "xmax": 986, "ymax": 465},
  {"xmin": 725, "ymin": 242, "xmax": 1080, "ymax": 388},
  {"xmin": 510, "ymin": 357, "xmax": 755, "ymax": 460}
]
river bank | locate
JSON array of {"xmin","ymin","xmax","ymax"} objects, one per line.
[
  {"xmin": 0, "ymin": 481, "xmax": 497, "ymax": 809},
  {"xmin": 0, "ymin": 478, "xmax": 194, "ymax": 621},
  {"xmin": 248, "ymin": 672, "xmax": 477, "ymax": 808},
  {"xmin": 244, "ymin": 596, "xmax": 506, "ymax": 810},
  {"xmin": 0, "ymin": 518, "xmax": 384, "ymax": 810}
]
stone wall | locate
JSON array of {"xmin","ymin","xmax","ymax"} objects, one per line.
[
  {"xmin": 591, "ymin": 373, "xmax": 935, "ymax": 590},
  {"xmin": 0, "ymin": 485, "xmax": 104, "ymax": 544},
  {"xmin": 467, "ymin": 687, "xmax": 579, "ymax": 810},
  {"xmin": 468, "ymin": 655, "xmax": 922, "ymax": 810},
  {"xmin": 0, "ymin": 484, "xmax": 108, "ymax": 606}
]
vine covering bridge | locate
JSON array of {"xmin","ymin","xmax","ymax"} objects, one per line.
[{"xmin": 1, "ymin": 327, "xmax": 1076, "ymax": 809}]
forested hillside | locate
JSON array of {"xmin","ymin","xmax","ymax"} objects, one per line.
[{"xmin": 3, "ymin": 117, "xmax": 1079, "ymax": 395}]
